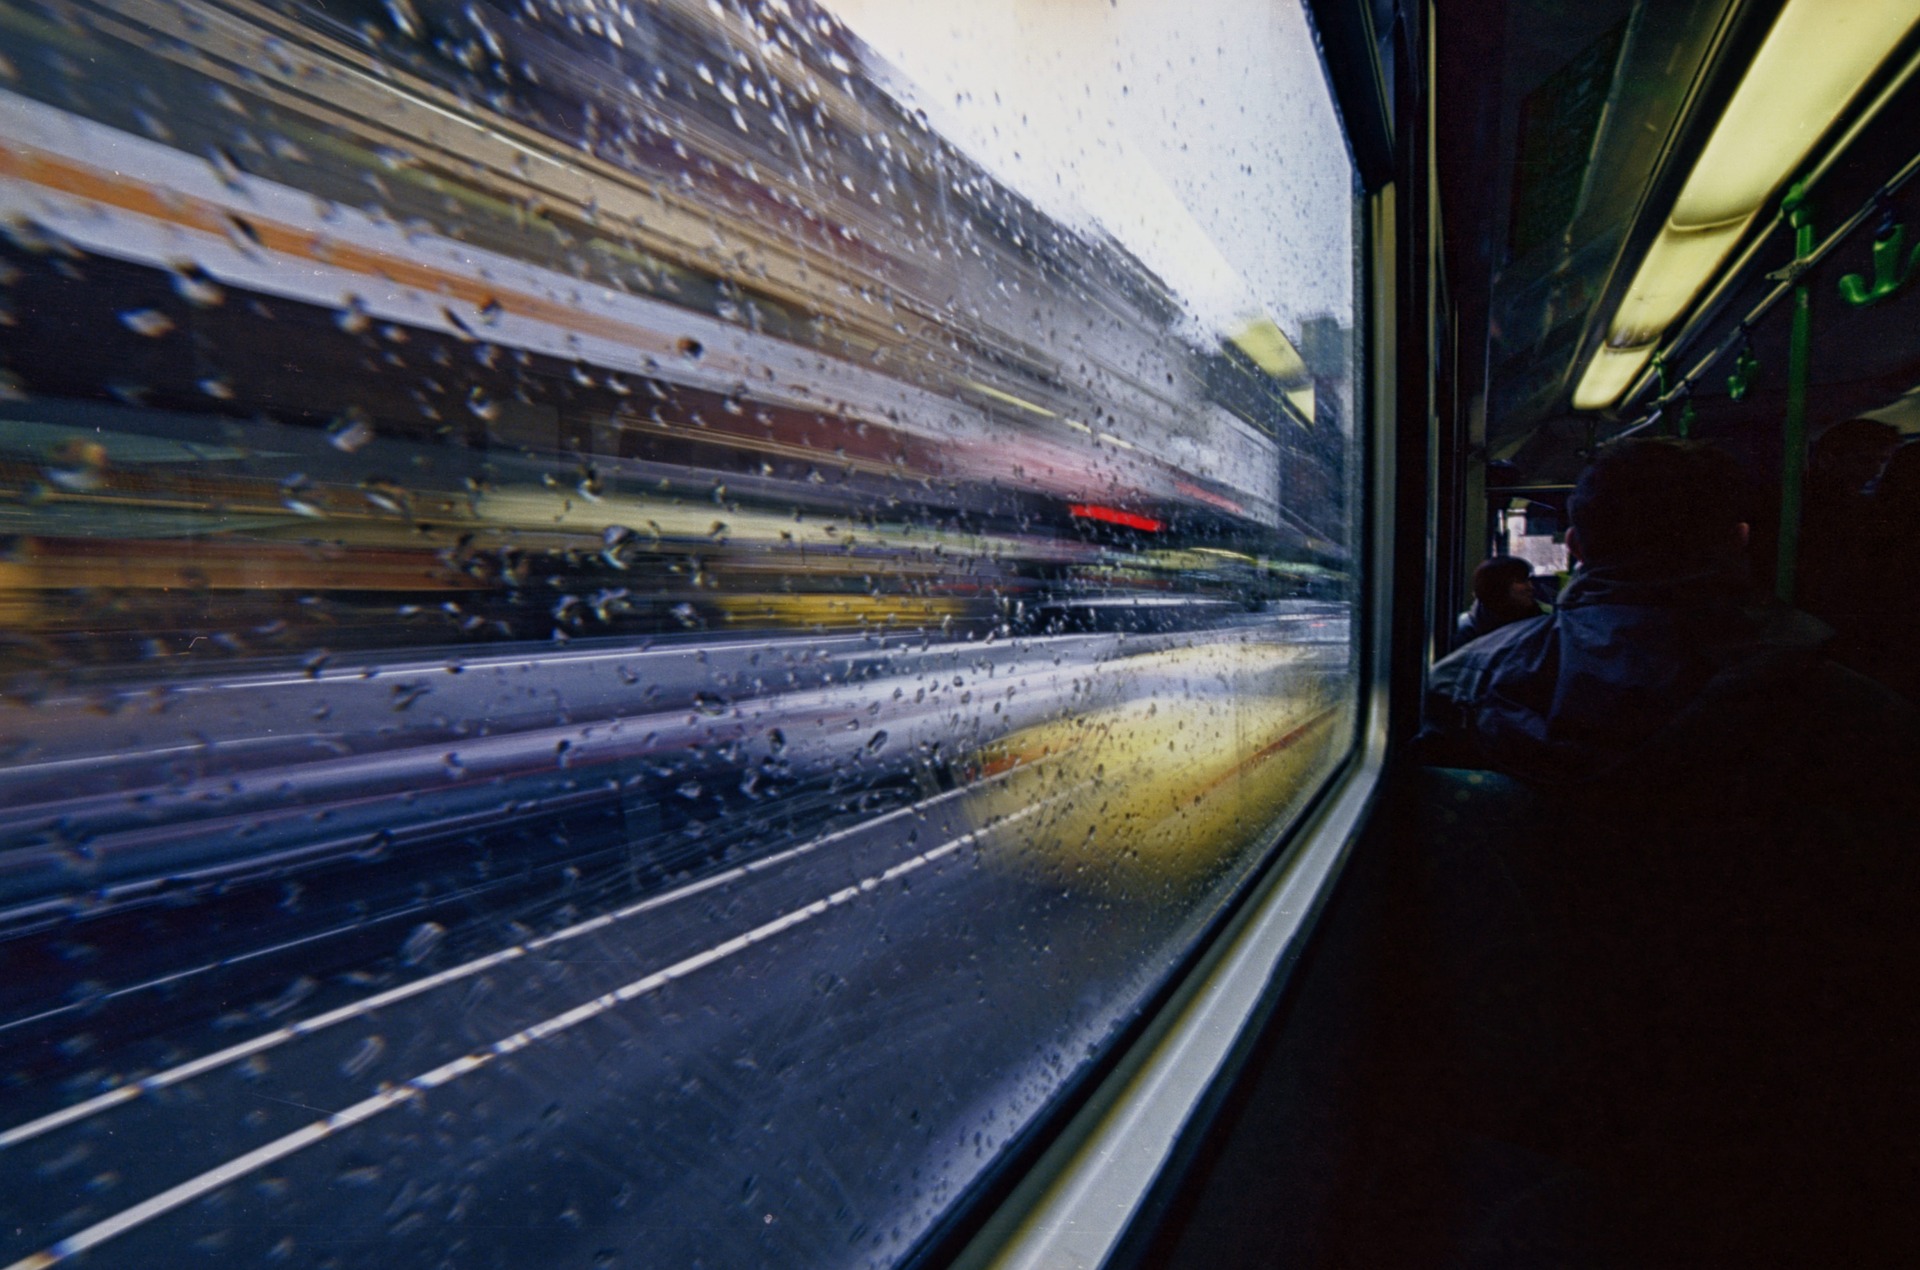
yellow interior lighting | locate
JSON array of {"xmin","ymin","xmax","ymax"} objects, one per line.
[
  {"xmin": 1674, "ymin": 2, "xmax": 1920, "ymax": 230},
  {"xmin": 1607, "ymin": 219, "xmax": 1750, "ymax": 347},
  {"xmin": 1572, "ymin": 342, "xmax": 1656, "ymax": 412},
  {"xmin": 1573, "ymin": 0, "xmax": 1920, "ymax": 410}
]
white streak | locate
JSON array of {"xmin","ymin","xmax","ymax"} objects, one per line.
[
  {"xmin": 0, "ymin": 774, "xmax": 1002, "ymax": 1150},
  {"xmin": 0, "ymin": 802, "xmax": 1041, "ymax": 1270}
]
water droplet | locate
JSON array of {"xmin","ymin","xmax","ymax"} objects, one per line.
[
  {"xmin": 279, "ymin": 474, "xmax": 323, "ymax": 518},
  {"xmin": 336, "ymin": 1157, "xmax": 383, "ymax": 1187},
  {"xmin": 355, "ymin": 828, "xmax": 394, "ymax": 862},
  {"xmin": 339, "ymin": 1035, "xmax": 385, "ymax": 1078},
  {"xmin": 119, "ymin": 308, "xmax": 174, "ymax": 338},
  {"xmin": 207, "ymin": 84, "xmax": 247, "ymax": 115},
  {"xmin": 225, "ymin": 213, "xmax": 264, "ymax": 252},
  {"xmin": 401, "ymin": 922, "xmax": 445, "ymax": 965},
  {"xmin": 168, "ymin": 263, "xmax": 223, "ymax": 307},
  {"xmin": 361, "ymin": 478, "xmax": 409, "ymax": 515},
  {"xmin": 206, "ymin": 146, "xmax": 245, "ymax": 187},
  {"xmin": 256, "ymin": 976, "xmax": 317, "ymax": 1019},
  {"xmin": 44, "ymin": 440, "xmax": 106, "ymax": 491},
  {"xmin": 383, "ymin": 0, "xmax": 422, "ymax": 38},
  {"xmin": 328, "ymin": 413, "xmax": 375, "ymax": 453}
]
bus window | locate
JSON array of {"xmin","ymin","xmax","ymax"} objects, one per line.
[{"xmin": 0, "ymin": 0, "xmax": 1365, "ymax": 1264}]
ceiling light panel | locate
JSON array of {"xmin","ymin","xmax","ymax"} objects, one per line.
[{"xmin": 1573, "ymin": 0, "xmax": 1920, "ymax": 410}]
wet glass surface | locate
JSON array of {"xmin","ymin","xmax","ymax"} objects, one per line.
[{"xmin": 0, "ymin": 0, "xmax": 1362, "ymax": 1264}]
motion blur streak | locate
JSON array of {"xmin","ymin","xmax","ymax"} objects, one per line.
[
  {"xmin": 0, "ymin": 765, "xmax": 1009, "ymax": 1150},
  {"xmin": 1069, "ymin": 503, "xmax": 1167, "ymax": 533},
  {"xmin": 3, "ymin": 790, "xmax": 1066, "ymax": 1270},
  {"xmin": 0, "ymin": 0, "xmax": 1362, "ymax": 1263}
]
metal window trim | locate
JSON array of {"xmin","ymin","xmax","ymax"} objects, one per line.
[
  {"xmin": 1305, "ymin": 0, "xmax": 1396, "ymax": 191},
  {"xmin": 950, "ymin": 176, "xmax": 1400, "ymax": 1270}
]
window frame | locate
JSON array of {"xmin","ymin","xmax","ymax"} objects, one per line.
[{"xmin": 944, "ymin": 168, "xmax": 1400, "ymax": 1270}]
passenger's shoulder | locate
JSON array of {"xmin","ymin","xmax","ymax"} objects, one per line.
[
  {"xmin": 1430, "ymin": 612, "xmax": 1551, "ymax": 697},
  {"xmin": 1601, "ymin": 643, "xmax": 1919, "ymax": 813}
]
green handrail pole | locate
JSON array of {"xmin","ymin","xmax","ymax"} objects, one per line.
[{"xmin": 1777, "ymin": 184, "xmax": 1815, "ymax": 603}]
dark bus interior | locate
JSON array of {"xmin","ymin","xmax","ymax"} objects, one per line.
[
  {"xmin": 1, "ymin": 0, "xmax": 1917, "ymax": 1266},
  {"xmin": 1146, "ymin": 1, "xmax": 1920, "ymax": 1266}
]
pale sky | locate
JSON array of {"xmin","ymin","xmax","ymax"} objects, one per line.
[{"xmin": 820, "ymin": 0, "xmax": 1356, "ymax": 342}]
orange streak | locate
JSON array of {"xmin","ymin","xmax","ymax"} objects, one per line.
[
  {"xmin": 1191, "ymin": 706, "xmax": 1338, "ymax": 802},
  {"xmin": 0, "ymin": 140, "xmax": 689, "ymax": 363}
]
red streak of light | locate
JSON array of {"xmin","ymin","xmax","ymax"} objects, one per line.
[{"xmin": 1069, "ymin": 504, "xmax": 1164, "ymax": 532}]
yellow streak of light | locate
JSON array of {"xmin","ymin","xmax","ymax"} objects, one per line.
[{"xmin": 966, "ymin": 644, "xmax": 1338, "ymax": 896}]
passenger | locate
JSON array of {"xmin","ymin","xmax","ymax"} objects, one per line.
[
  {"xmin": 1851, "ymin": 437, "xmax": 1920, "ymax": 701},
  {"xmin": 1421, "ymin": 437, "xmax": 1920, "ymax": 1266},
  {"xmin": 1424, "ymin": 438, "xmax": 1799, "ymax": 781},
  {"xmin": 1798, "ymin": 416, "xmax": 1897, "ymax": 632},
  {"xmin": 1453, "ymin": 554, "xmax": 1541, "ymax": 645}
]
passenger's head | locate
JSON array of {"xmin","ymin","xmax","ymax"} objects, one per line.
[
  {"xmin": 1811, "ymin": 418, "xmax": 1898, "ymax": 495},
  {"xmin": 1567, "ymin": 438, "xmax": 1750, "ymax": 573},
  {"xmin": 1471, "ymin": 555, "xmax": 1536, "ymax": 615}
]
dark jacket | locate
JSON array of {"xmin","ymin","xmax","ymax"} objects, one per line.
[
  {"xmin": 1424, "ymin": 553, "xmax": 1870, "ymax": 784},
  {"xmin": 1421, "ymin": 551, "xmax": 1920, "ymax": 1264},
  {"xmin": 1452, "ymin": 597, "xmax": 1542, "ymax": 646}
]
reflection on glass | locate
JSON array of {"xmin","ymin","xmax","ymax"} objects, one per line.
[{"xmin": 0, "ymin": 0, "xmax": 1361, "ymax": 1264}]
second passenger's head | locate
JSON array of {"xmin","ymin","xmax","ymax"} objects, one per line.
[
  {"xmin": 1566, "ymin": 438, "xmax": 1751, "ymax": 577},
  {"xmin": 1470, "ymin": 555, "xmax": 1538, "ymax": 621}
]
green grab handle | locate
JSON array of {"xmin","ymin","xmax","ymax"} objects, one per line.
[
  {"xmin": 1727, "ymin": 344, "xmax": 1759, "ymax": 402},
  {"xmin": 1838, "ymin": 223, "xmax": 1920, "ymax": 306}
]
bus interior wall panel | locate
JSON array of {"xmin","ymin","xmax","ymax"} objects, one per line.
[{"xmin": 1389, "ymin": 1, "xmax": 1437, "ymax": 745}]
